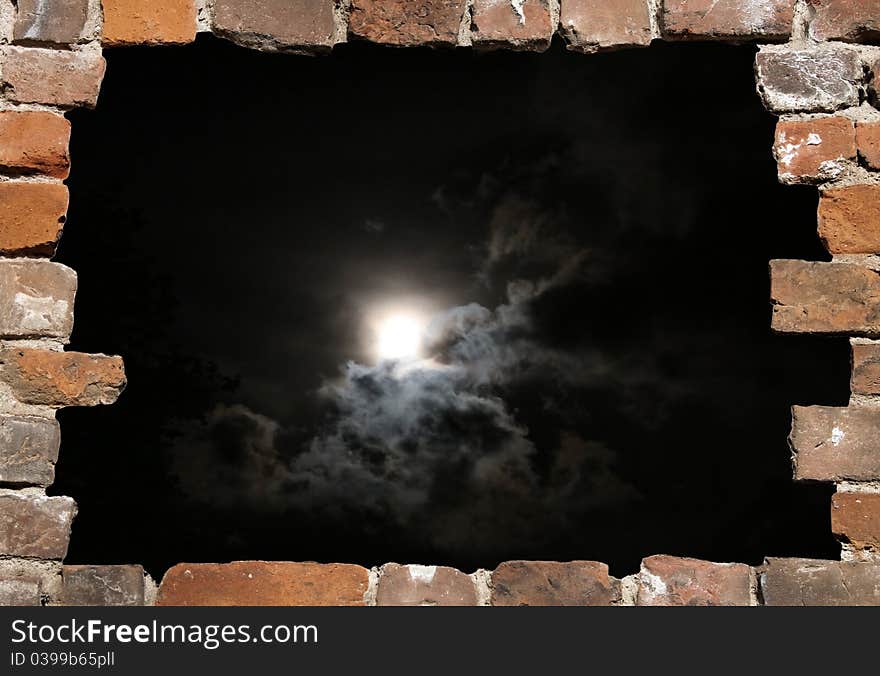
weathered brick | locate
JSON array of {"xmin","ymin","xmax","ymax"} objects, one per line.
[
  {"xmin": 0, "ymin": 182, "xmax": 68, "ymax": 257},
  {"xmin": 348, "ymin": 0, "xmax": 466, "ymax": 46},
  {"xmin": 773, "ymin": 117, "xmax": 856, "ymax": 183},
  {"xmin": 0, "ymin": 577, "xmax": 41, "ymax": 605},
  {"xmin": 0, "ymin": 260, "xmax": 76, "ymax": 341},
  {"xmin": 756, "ymin": 46, "xmax": 863, "ymax": 113},
  {"xmin": 490, "ymin": 560, "xmax": 619, "ymax": 606},
  {"xmin": 560, "ymin": 0, "xmax": 652, "ymax": 52},
  {"xmin": 103, "ymin": 0, "xmax": 197, "ymax": 46},
  {"xmin": 157, "ymin": 562, "xmax": 370, "ymax": 606},
  {"xmin": 13, "ymin": 0, "xmax": 89, "ymax": 45},
  {"xmin": 0, "ymin": 416, "xmax": 60, "ymax": 487},
  {"xmin": 376, "ymin": 563, "xmax": 477, "ymax": 606},
  {"xmin": 856, "ymin": 121, "xmax": 880, "ymax": 171},
  {"xmin": 832, "ymin": 492, "xmax": 880, "ymax": 551},
  {"xmin": 472, "ymin": 0, "xmax": 553, "ymax": 51},
  {"xmin": 809, "ymin": 0, "xmax": 880, "ymax": 43},
  {"xmin": 0, "ymin": 349, "xmax": 126, "ymax": 407},
  {"xmin": 761, "ymin": 558, "xmax": 880, "ymax": 605},
  {"xmin": 0, "ymin": 493, "xmax": 75, "ymax": 559},
  {"xmin": 637, "ymin": 555, "xmax": 751, "ymax": 606},
  {"xmin": 0, "ymin": 112, "xmax": 71, "ymax": 179},
  {"xmin": 663, "ymin": 0, "xmax": 794, "ymax": 40},
  {"xmin": 61, "ymin": 565, "xmax": 145, "ymax": 606},
  {"xmin": 851, "ymin": 342, "xmax": 880, "ymax": 395},
  {"xmin": 790, "ymin": 405, "xmax": 880, "ymax": 481},
  {"xmin": 770, "ymin": 260, "xmax": 880, "ymax": 335},
  {"xmin": 817, "ymin": 185, "xmax": 880, "ymax": 254},
  {"xmin": 0, "ymin": 46, "xmax": 106, "ymax": 108},
  {"xmin": 213, "ymin": 0, "xmax": 335, "ymax": 50}
]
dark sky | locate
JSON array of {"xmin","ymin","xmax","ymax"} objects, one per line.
[{"xmin": 53, "ymin": 35, "xmax": 847, "ymax": 579}]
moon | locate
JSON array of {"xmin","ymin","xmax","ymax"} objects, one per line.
[{"xmin": 374, "ymin": 313, "xmax": 425, "ymax": 361}]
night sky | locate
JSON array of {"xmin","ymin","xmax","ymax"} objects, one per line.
[{"xmin": 52, "ymin": 35, "xmax": 848, "ymax": 579}]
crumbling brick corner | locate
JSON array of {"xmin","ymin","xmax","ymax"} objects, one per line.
[{"xmin": 2, "ymin": 0, "xmax": 880, "ymax": 606}]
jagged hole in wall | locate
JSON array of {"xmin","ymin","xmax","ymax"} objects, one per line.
[{"xmin": 53, "ymin": 34, "xmax": 847, "ymax": 579}]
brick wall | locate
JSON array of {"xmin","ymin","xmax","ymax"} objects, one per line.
[{"xmin": 2, "ymin": 0, "xmax": 880, "ymax": 606}]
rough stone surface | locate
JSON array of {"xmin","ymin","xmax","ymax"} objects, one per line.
[
  {"xmin": 851, "ymin": 342, "xmax": 880, "ymax": 395},
  {"xmin": 818, "ymin": 185, "xmax": 880, "ymax": 254},
  {"xmin": 0, "ymin": 111, "xmax": 71, "ymax": 179},
  {"xmin": 61, "ymin": 565, "xmax": 145, "ymax": 606},
  {"xmin": 832, "ymin": 492, "xmax": 880, "ymax": 551},
  {"xmin": 809, "ymin": 0, "xmax": 880, "ymax": 43},
  {"xmin": 560, "ymin": 0, "xmax": 652, "ymax": 52},
  {"xmin": 0, "ymin": 182, "xmax": 68, "ymax": 257},
  {"xmin": 0, "ymin": 577, "xmax": 41, "ymax": 605},
  {"xmin": 770, "ymin": 260, "xmax": 880, "ymax": 335},
  {"xmin": 773, "ymin": 116, "xmax": 856, "ymax": 183},
  {"xmin": 663, "ymin": 0, "xmax": 794, "ymax": 39},
  {"xmin": 490, "ymin": 560, "xmax": 620, "ymax": 606},
  {"xmin": 472, "ymin": 0, "xmax": 554, "ymax": 51},
  {"xmin": 0, "ymin": 416, "xmax": 60, "ymax": 486},
  {"xmin": 637, "ymin": 555, "xmax": 751, "ymax": 606},
  {"xmin": 0, "ymin": 349, "xmax": 126, "ymax": 407},
  {"xmin": 790, "ymin": 405, "xmax": 880, "ymax": 481},
  {"xmin": 13, "ymin": 0, "xmax": 89, "ymax": 45},
  {"xmin": 214, "ymin": 0, "xmax": 336, "ymax": 50},
  {"xmin": 376, "ymin": 564, "xmax": 477, "ymax": 606},
  {"xmin": 157, "ymin": 562, "xmax": 370, "ymax": 606},
  {"xmin": 348, "ymin": 0, "xmax": 466, "ymax": 46},
  {"xmin": 0, "ymin": 260, "xmax": 76, "ymax": 340},
  {"xmin": 103, "ymin": 0, "xmax": 197, "ymax": 45},
  {"xmin": 755, "ymin": 46, "xmax": 863, "ymax": 113},
  {"xmin": 0, "ymin": 46, "xmax": 106, "ymax": 108},
  {"xmin": 0, "ymin": 493, "xmax": 75, "ymax": 559},
  {"xmin": 761, "ymin": 558, "xmax": 880, "ymax": 605},
  {"xmin": 856, "ymin": 121, "xmax": 880, "ymax": 171}
]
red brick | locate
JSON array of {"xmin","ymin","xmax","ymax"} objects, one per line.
[
  {"xmin": 851, "ymin": 342, "xmax": 880, "ymax": 395},
  {"xmin": 0, "ymin": 182, "xmax": 68, "ymax": 257},
  {"xmin": 103, "ymin": 0, "xmax": 197, "ymax": 46},
  {"xmin": 349, "ymin": 0, "xmax": 466, "ymax": 46},
  {"xmin": 157, "ymin": 562, "xmax": 370, "ymax": 606},
  {"xmin": 0, "ymin": 112, "xmax": 71, "ymax": 179},
  {"xmin": 472, "ymin": 0, "xmax": 553, "ymax": 51},
  {"xmin": 0, "ymin": 260, "xmax": 77, "ymax": 341},
  {"xmin": 809, "ymin": 0, "xmax": 880, "ymax": 42},
  {"xmin": 773, "ymin": 117, "xmax": 856, "ymax": 183},
  {"xmin": 756, "ymin": 46, "xmax": 862, "ymax": 113},
  {"xmin": 832, "ymin": 492, "xmax": 880, "ymax": 551},
  {"xmin": 761, "ymin": 558, "xmax": 880, "ymax": 605},
  {"xmin": 0, "ymin": 349, "xmax": 126, "ymax": 407},
  {"xmin": 637, "ymin": 555, "xmax": 751, "ymax": 606},
  {"xmin": 13, "ymin": 0, "xmax": 90, "ymax": 45},
  {"xmin": 770, "ymin": 260, "xmax": 880, "ymax": 335},
  {"xmin": 663, "ymin": 0, "xmax": 794, "ymax": 40},
  {"xmin": 0, "ymin": 493, "xmax": 76, "ymax": 559},
  {"xmin": 376, "ymin": 564, "xmax": 477, "ymax": 606},
  {"xmin": 560, "ymin": 0, "xmax": 652, "ymax": 52},
  {"xmin": 0, "ymin": 46, "xmax": 105, "ymax": 108},
  {"xmin": 213, "ymin": 0, "xmax": 335, "ymax": 50},
  {"xmin": 856, "ymin": 121, "xmax": 880, "ymax": 171},
  {"xmin": 818, "ymin": 185, "xmax": 880, "ymax": 254},
  {"xmin": 790, "ymin": 405, "xmax": 880, "ymax": 481},
  {"xmin": 490, "ymin": 560, "xmax": 620, "ymax": 606},
  {"xmin": 61, "ymin": 565, "xmax": 146, "ymax": 606},
  {"xmin": 0, "ymin": 416, "xmax": 61, "ymax": 487}
]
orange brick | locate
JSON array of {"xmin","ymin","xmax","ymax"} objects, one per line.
[
  {"xmin": 774, "ymin": 116, "xmax": 856, "ymax": 182},
  {"xmin": 157, "ymin": 562, "xmax": 370, "ymax": 606},
  {"xmin": 856, "ymin": 121, "xmax": 880, "ymax": 170},
  {"xmin": 102, "ymin": 0, "xmax": 198, "ymax": 46},
  {"xmin": 818, "ymin": 185, "xmax": 880, "ymax": 254},
  {"xmin": 0, "ymin": 112, "xmax": 71, "ymax": 179},
  {"xmin": 832, "ymin": 492, "xmax": 880, "ymax": 551},
  {"xmin": 0, "ymin": 182, "xmax": 68, "ymax": 256}
]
